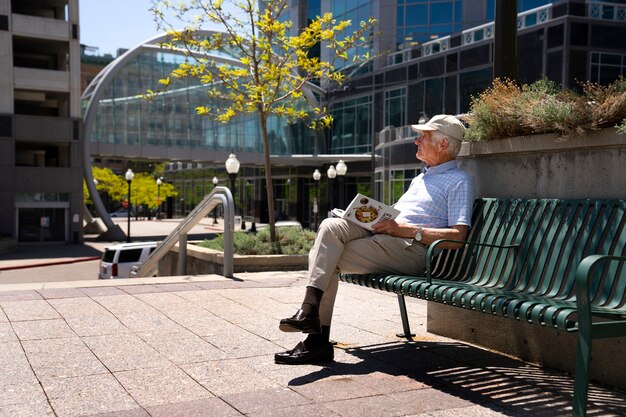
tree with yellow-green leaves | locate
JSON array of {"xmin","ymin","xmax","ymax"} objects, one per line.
[
  {"xmin": 148, "ymin": 0, "xmax": 376, "ymax": 245},
  {"xmin": 85, "ymin": 166, "xmax": 177, "ymax": 212}
]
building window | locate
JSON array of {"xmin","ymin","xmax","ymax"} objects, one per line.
[
  {"xmin": 591, "ymin": 51, "xmax": 626, "ymax": 85},
  {"xmin": 384, "ymin": 87, "xmax": 406, "ymax": 128},
  {"xmin": 396, "ymin": 1, "xmax": 462, "ymax": 50},
  {"xmin": 390, "ymin": 169, "xmax": 419, "ymax": 204},
  {"xmin": 329, "ymin": 1, "xmax": 374, "ymax": 71},
  {"xmin": 330, "ymin": 96, "xmax": 373, "ymax": 154}
]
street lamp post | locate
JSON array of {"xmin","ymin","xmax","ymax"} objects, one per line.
[
  {"xmin": 225, "ymin": 153, "xmax": 245, "ymax": 230},
  {"xmin": 156, "ymin": 177, "xmax": 162, "ymax": 220},
  {"xmin": 312, "ymin": 169, "xmax": 321, "ymax": 230},
  {"xmin": 212, "ymin": 176, "xmax": 219, "ymax": 225},
  {"xmin": 327, "ymin": 165, "xmax": 336, "ymax": 213},
  {"xmin": 335, "ymin": 159, "xmax": 347, "ymax": 208},
  {"xmin": 125, "ymin": 168, "xmax": 134, "ymax": 242}
]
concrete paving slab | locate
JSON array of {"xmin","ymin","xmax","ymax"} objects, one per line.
[
  {"xmin": 82, "ymin": 333, "xmax": 172, "ymax": 372},
  {"xmin": 113, "ymin": 366, "xmax": 214, "ymax": 408},
  {"xmin": 23, "ymin": 337, "xmax": 108, "ymax": 380},
  {"xmin": 0, "ymin": 322, "xmax": 17, "ymax": 343},
  {"xmin": 11, "ymin": 318, "xmax": 77, "ymax": 341},
  {"xmin": 0, "ymin": 299, "xmax": 60, "ymax": 321},
  {"xmin": 42, "ymin": 373, "xmax": 139, "ymax": 417},
  {"xmin": 145, "ymin": 398, "xmax": 243, "ymax": 417}
]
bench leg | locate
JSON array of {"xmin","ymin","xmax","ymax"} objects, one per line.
[
  {"xmin": 396, "ymin": 294, "xmax": 416, "ymax": 339},
  {"xmin": 572, "ymin": 330, "xmax": 591, "ymax": 417}
]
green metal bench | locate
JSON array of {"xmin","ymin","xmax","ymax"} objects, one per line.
[{"xmin": 339, "ymin": 198, "xmax": 626, "ymax": 417}]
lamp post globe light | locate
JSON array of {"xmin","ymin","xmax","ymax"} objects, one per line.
[
  {"xmin": 125, "ymin": 168, "xmax": 134, "ymax": 242},
  {"xmin": 312, "ymin": 169, "xmax": 321, "ymax": 230},
  {"xmin": 212, "ymin": 176, "xmax": 219, "ymax": 225},
  {"xmin": 327, "ymin": 165, "xmax": 336, "ymax": 213},
  {"xmin": 156, "ymin": 177, "xmax": 162, "ymax": 220},
  {"xmin": 335, "ymin": 160, "xmax": 347, "ymax": 208},
  {"xmin": 225, "ymin": 153, "xmax": 245, "ymax": 230}
]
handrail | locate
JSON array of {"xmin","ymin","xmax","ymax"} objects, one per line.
[{"xmin": 133, "ymin": 186, "xmax": 235, "ymax": 278}]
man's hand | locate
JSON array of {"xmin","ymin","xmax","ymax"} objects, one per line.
[{"xmin": 371, "ymin": 220, "xmax": 408, "ymax": 237}]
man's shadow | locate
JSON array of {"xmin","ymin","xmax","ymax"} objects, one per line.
[{"xmin": 288, "ymin": 340, "xmax": 626, "ymax": 417}]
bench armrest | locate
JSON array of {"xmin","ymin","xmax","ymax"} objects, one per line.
[
  {"xmin": 575, "ymin": 254, "xmax": 626, "ymax": 331},
  {"xmin": 426, "ymin": 239, "xmax": 519, "ymax": 282}
]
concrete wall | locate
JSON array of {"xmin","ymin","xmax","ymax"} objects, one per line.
[
  {"xmin": 457, "ymin": 128, "xmax": 626, "ymax": 199},
  {"xmin": 428, "ymin": 128, "xmax": 626, "ymax": 390},
  {"xmin": 158, "ymin": 244, "xmax": 308, "ymax": 276}
]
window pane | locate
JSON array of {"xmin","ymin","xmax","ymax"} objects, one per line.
[
  {"xmin": 430, "ymin": 2, "xmax": 453, "ymax": 25},
  {"xmin": 406, "ymin": 5, "xmax": 428, "ymax": 26}
]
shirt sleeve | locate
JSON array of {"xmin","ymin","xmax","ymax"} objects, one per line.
[{"xmin": 448, "ymin": 177, "xmax": 476, "ymax": 227}]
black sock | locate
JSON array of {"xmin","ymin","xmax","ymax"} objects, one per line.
[
  {"xmin": 304, "ymin": 325, "xmax": 330, "ymax": 349},
  {"xmin": 300, "ymin": 286, "xmax": 323, "ymax": 316}
]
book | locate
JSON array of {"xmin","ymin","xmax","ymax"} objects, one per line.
[{"xmin": 332, "ymin": 194, "xmax": 400, "ymax": 231}]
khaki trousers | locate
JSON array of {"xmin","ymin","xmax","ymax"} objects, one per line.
[{"xmin": 308, "ymin": 218, "xmax": 428, "ymax": 326}]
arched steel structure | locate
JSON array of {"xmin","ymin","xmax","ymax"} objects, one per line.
[{"xmin": 82, "ymin": 30, "xmax": 327, "ymax": 238}]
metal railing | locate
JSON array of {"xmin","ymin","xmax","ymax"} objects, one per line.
[{"xmin": 132, "ymin": 186, "xmax": 235, "ymax": 278}]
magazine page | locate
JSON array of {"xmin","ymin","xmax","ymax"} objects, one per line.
[{"xmin": 340, "ymin": 194, "xmax": 400, "ymax": 231}]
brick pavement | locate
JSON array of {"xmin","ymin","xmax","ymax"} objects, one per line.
[{"xmin": 1, "ymin": 271, "xmax": 625, "ymax": 417}]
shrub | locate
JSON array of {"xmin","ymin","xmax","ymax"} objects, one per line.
[
  {"xmin": 463, "ymin": 77, "xmax": 626, "ymax": 141},
  {"xmin": 197, "ymin": 226, "xmax": 316, "ymax": 255}
]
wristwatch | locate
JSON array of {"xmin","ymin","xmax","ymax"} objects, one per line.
[{"xmin": 414, "ymin": 226, "xmax": 423, "ymax": 242}]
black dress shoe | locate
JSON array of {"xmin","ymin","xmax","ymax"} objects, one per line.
[
  {"xmin": 279, "ymin": 308, "xmax": 321, "ymax": 333},
  {"xmin": 274, "ymin": 341, "xmax": 334, "ymax": 365}
]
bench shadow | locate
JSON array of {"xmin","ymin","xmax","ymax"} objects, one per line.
[{"xmin": 288, "ymin": 340, "xmax": 626, "ymax": 417}]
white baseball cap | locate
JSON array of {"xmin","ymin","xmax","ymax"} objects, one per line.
[{"xmin": 410, "ymin": 114, "xmax": 465, "ymax": 141}]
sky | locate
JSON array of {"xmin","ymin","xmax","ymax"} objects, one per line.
[
  {"xmin": 80, "ymin": 1, "xmax": 163, "ymax": 56},
  {"xmin": 79, "ymin": 1, "xmax": 237, "ymax": 57}
]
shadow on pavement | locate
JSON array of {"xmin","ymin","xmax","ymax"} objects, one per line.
[{"xmin": 288, "ymin": 340, "xmax": 626, "ymax": 417}]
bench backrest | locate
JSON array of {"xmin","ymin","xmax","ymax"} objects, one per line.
[{"xmin": 430, "ymin": 198, "xmax": 626, "ymax": 306}]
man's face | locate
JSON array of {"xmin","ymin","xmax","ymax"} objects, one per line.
[{"xmin": 415, "ymin": 130, "xmax": 440, "ymax": 165}]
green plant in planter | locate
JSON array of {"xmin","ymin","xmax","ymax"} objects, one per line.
[
  {"xmin": 198, "ymin": 227, "xmax": 316, "ymax": 255},
  {"xmin": 464, "ymin": 77, "xmax": 626, "ymax": 141},
  {"xmin": 618, "ymin": 119, "xmax": 626, "ymax": 135}
]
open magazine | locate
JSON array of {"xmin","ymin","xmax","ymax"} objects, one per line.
[{"xmin": 331, "ymin": 194, "xmax": 400, "ymax": 231}]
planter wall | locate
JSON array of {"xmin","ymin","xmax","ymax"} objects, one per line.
[
  {"xmin": 429, "ymin": 128, "xmax": 626, "ymax": 390},
  {"xmin": 457, "ymin": 128, "xmax": 626, "ymax": 199},
  {"xmin": 158, "ymin": 243, "xmax": 308, "ymax": 276}
]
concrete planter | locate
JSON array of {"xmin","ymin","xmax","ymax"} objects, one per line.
[
  {"xmin": 158, "ymin": 242, "xmax": 308, "ymax": 276},
  {"xmin": 457, "ymin": 127, "xmax": 626, "ymax": 199}
]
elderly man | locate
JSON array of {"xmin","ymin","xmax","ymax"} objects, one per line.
[{"xmin": 275, "ymin": 114, "xmax": 476, "ymax": 365}]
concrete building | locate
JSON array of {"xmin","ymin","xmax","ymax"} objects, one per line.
[{"xmin": 0, "ymin": 0, "xmax": 83, "ymax": 243}]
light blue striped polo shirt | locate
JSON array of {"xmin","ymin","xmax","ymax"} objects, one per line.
[{"xmin": 394, "ymin": 160, "xmax": 475, "ymax": 228}]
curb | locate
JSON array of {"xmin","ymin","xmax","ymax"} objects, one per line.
[{"xmin": 0, "ymin": 256, "xmax": 101, "ymax": 271}]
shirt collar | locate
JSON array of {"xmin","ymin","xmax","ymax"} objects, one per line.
[{"xmin": 423, "ymin": 160, "xmax": 457, "ymax": 175}]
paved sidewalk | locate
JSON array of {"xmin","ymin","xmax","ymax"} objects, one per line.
[{"xmin": 1, "ymin": 272, "xmax": 625, "ymax": 417}]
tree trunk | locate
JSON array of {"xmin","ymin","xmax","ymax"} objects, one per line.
[{"xmin": 258, "ymin": 112, "xmax": 277, "ymax": 244}]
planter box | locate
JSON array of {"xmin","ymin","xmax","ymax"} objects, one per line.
[
  {"xmin": 458, "ymin": 127, "xmax": 626, "ymax": 199},
  {"xmin": 157, "ymin": 243, "xmax": 308, "ymax": 276}
]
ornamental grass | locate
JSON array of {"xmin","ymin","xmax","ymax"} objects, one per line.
[
  {"xmin": 198, "ymin": 226, "xmax": 316, "ymax": 255},
  {"xmin": 463, "ymin": 77, "xmax": 626, "ymax": 141}
]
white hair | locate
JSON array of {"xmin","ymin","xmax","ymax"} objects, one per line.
[{"xmin": 432, "ymin": 130, "xmax": 462, "ymax": 159}]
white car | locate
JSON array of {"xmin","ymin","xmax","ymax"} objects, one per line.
[
  {"xmin": 108, "ymin": 209, "xmax": 132, "ymax": 218},
  {"xmin": 98, "ymin": 241, "xmax": 158, "ymax": 279}
]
